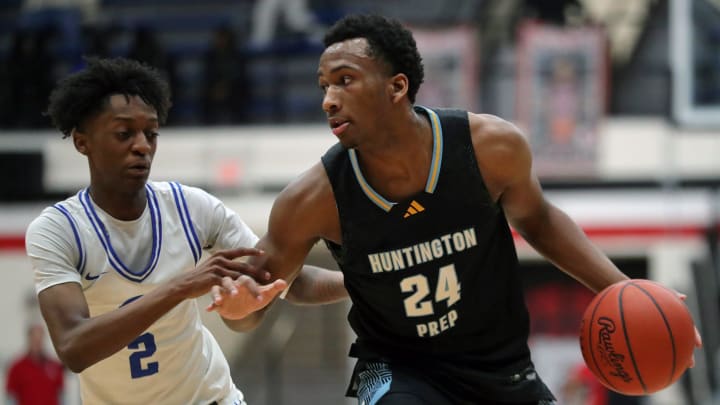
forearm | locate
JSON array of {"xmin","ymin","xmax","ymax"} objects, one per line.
[
  {"xmin": 519, "ymin": 205, "xmax": 628, "ymax": 292},
  {"xmin": 43, "ymin": 285, "xmax": 184, "ymax": 372},
  {"xmin": 285, "ymin": 265, "xmax": 348, "ymax": 305}
]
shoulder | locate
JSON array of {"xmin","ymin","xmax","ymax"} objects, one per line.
[
  {"xmin": 275, "ymin": 163, "xmax": 333, "ymax": 213},
  {"xmin": 270, "ymin": 162, "xmax": 337, "ymax": 241},
  {"xmin": 7, "ymin": 355, "xmax": 28, "ymax": 371},
  {"xmin": 466, "ymin": 113, "xmax": 533, "ymax": 198},
  {"xmin": 148, "ymin": 180, "xmax": 208, "ymax": 199},
  {"xmin": 26, "ymin": 205, "xmax": 74, "ymax": 240},
  {"xmin": 149, "ymin": 180, "xmax": 221, "ymax": 209},
  {"xmin": 467, "ymin": 113, "xmax": 529, "ymax": 156},
  {"xmin": 25, "ymin": 207, "xmax": 80, "ymax": 270}
]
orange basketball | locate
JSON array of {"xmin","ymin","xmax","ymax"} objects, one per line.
[{"xmin": 579, "ymin": 279, "xmax": 696, "ymax": 395}]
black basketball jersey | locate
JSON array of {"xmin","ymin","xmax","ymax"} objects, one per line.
[{"xmin": 321, "ymin": 106, "xmax": 555, "ymax": 403}]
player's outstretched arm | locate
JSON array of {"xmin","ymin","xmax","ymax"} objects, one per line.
[
  {"xmin": 37, "ymin": 247, "xmax": 263, "ymax": 372},
  {"xmin": 468, "ymin": 113, "xmax": 628, "ymax": 293},
  {"xmin": 284, "ymin": 265, "xmax": 347, "ymax": 305},
  {"xmin": 209, "ymin": 163, "xmax": 342, "ymax": 330}
]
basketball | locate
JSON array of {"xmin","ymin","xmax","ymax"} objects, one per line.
[{"xmin": 579, "ymin": 279, "xmax": 696, "ymax": 395}]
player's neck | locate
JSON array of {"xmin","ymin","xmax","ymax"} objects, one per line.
[
  {"xmin": 357, "ymin": 107, "xmax": 432, "ymax": 171},
  {"xmin": 88, "ymin": 184, "xmax": 147, "ymax": 221},
  {"xmin": 353, "ymin": 109, "xmax": 433, "ymax": 199}
]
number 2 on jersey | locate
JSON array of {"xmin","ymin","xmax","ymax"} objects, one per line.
[
  {"xmin": 128, "ymin": 332, "xmax": 159, "ymax": 378},
  {"xmin": 400, "ymin": 264, "xmax": 461, "ymax": 317}
]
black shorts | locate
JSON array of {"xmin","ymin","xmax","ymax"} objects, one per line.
[{"xmin": 352, "ymin": 361, "xmax": 557, "ymax": 405}]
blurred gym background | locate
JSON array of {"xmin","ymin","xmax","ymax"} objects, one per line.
[{"xmin": 0, "ymin": 0, "xmax": 718, "ymax": 404}]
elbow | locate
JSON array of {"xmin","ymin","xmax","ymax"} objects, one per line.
[
  {"xmin": 65, "ymin": 361, "xmax": 88, "ymax": 374},
  {"xmin": 511, "ymin": 204, "xmax": 554, "ymax": 243},
  {"xmin": 55, "ymin": 336, "xmax": 95, "ymax": 373},
  {"xmin": 56, "ymin": 346, "xmax": 89, "ymax": 373}
]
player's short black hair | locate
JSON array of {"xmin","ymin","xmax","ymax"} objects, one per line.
[
  {"xmin": 323, "ymin": 14, "xmax": 424, "ymax": 103},
  {"xmin": 46, "ymin": 57, "xmax": 171, "ymax": 138}
]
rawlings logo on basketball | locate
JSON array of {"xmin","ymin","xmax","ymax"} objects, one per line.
[{"xmin": 596, "ymin": 317, "xmax": 633, "ymax": 383}]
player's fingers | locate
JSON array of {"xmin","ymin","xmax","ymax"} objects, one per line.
[
  {"xmin": 257, "ymin": 279, "xmax": 288, "ymax": 301},
  {"xmin": 695, "ymin": 327, "xmax": 703, "ymax": 348},
  {"xmin": 210, "ymin": 285, "xmax": 223, "ymax": 305},
  {"xmin": 222, "ymin": 276, "xmax": 238, "ymax": 296},
  {"xmin": 689, "ymin": 354, "xmax": 695, "ymax": 368},
  {"xmin": 215, "ymin": 247, "xmax": 265, "ymax": 260},
  {"xmin": 227, "ymin": 261, "xmax": 271, "ymax": 281},
  {"xmin": 235, "ymin": 275, "xmax": 262, "ymax": 299},
  {"xmin": 267, "ymin": 279, "xmax": 288, "ymax": 293},
  {"xmin": 677, "ymin": 293, "xmax": 687, "ymax": 301},
  {"xmin": 208, "ymin": 257, "xmax": 269, "ymax": 280}
]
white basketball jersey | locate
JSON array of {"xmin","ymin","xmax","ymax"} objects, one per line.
[{"xmin": 26, "ymin": 181, "xmax": 258, "ymax": 405}]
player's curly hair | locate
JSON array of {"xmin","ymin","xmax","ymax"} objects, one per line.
[
  {"xmin": 323, "ymin": 14, "xmax": 424, "ymax": 103},
  {"xmin": 46, "ymin": 57, "xmax": 171, "ymax": 138}
]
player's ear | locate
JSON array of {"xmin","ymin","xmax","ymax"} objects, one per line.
[
  {"xmin": 388, "ymin": 73, "xmax": 408, "ymax": 103},
  {"xmin": 72, "ymin": 128, "xmax": 89, "ymax": 155}
]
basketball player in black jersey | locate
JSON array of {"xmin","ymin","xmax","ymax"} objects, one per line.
[{"xmin": 210, "ymin": 14, "xmax": 701, "ymax": 404}]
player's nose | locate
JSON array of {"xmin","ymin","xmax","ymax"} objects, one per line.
[{"xmin": 322, "ymin": 87, "xmax": 341, "ymax": 113}]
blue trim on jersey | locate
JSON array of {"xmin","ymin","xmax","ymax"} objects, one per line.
[
  {"xmin": 145, "ymin": 184, "xmax": 163, "ymax": 273},
  {"xmin": 416, "ymin": 105, "xmax": 444, "ymax": 194},
  {"xmin": 348, "ymin": 149, "xmax": 396, "ymax": 212},
  {"xmin": 52, "ymin": 203, "xmax": 86, "ymax": 275},
  {"xmin": 79, "ymin": 185, "xmax": 162, "ymax": 282},
  {"xmin": 347, "ymin": 106, "xmax": 444, "ymax": 212},
  {"xmin": 170, "ymin": 182, "xmax": 202, "ymax": 264}
]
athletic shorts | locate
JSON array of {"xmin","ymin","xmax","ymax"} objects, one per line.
[{"xmin": 354, "ymin": 361, "xmax": 557, "ymax": 405}]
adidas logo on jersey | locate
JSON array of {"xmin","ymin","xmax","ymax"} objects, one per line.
[{"xmin": 403, "ymin": 200, "xmax": 425, "ymax": 218}]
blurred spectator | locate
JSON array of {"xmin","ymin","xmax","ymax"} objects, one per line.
[
  {"xmin": 523, "ymin": 0, "xmax": 583, "ymax": 26},
  {"xmin": 5, "ymin": 324, "xmax": 64, "ymax": 405},
  {"xmin": 547, "ymin": 56, "xmax": 581, "ymax": 145},
  {"xmin": 250, "ymin": 0, "xmax": 324, "ymax": 47},
  {"xmin": 126, "ymin": 26, "xmax": 178, "ymax": 121},
  {"xmin": 22, "ymin": 0, "xmax": 99, "ymax": 23},
  {"xmin": 202, "ymin": 26, "xmax": 248, "ymax": 124},
  {"xmin": 0, "ymin": 52, "xmax": 12, "ymax": 128},
  {"xmin": 127, "ymin": 26, "xmax": 170, "ymax": 71},
  {"xmin": 6, "ymin": 27, "xmax": 56, "ymax": 128},
  {"xmin": 562, "ymin": 362, "xmax": 608, "ymax": 405},
  {"xmin": 82, "ymin": 24, "xmax": 118, "ymax": 59}
]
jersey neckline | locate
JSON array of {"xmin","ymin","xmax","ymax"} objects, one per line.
[
  {"xmin": 79, "ymin": 184, "xmax": 163, "ymax": 282},
  {"xmin": 348, "ymin": 105, "xmax": 444, "ymax": 212}
]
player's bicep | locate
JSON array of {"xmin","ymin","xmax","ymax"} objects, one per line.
[
  {"xmin": 257, "ymin": 196, "xmax": 319, "ymax": 283},
  {"xmin": 255, "ymin": 165, "xmax": 332, "ymax": 283},
  {"xmin": 500, "ymin": 172, "xmax": 549, "ymax": 234},
  {"xmin": 470, "ymin": 114, "xmax": 549, "ymax": 233}
]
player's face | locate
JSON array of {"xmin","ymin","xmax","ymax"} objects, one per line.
[
  {"xmin": 318, "ymin": 38, "xmax": 394, "ymax": 148},
  {"xmin": 73, "ymin": 94, "xmax": 159, "ymax": 193}
]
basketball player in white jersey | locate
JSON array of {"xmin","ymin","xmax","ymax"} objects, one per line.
[{"xmin": 25, "ymin": 57, "xmax": 348, "ymax": 404}]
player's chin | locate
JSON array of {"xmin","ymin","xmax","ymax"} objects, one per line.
[
  {"xmin": 337, "ymin": 136, "xmax": 357, "ymax": 149},
  {"xmin": 125, "ymin": 170, "xmax": 150, "ymax": 184}
]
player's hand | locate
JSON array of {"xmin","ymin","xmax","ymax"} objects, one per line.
[
  {"xmin": 205, "ymin": 276, "xmax": 288, "ymax": 320},
  {"xmin": 174, "ymin": 247, "xmax": 268, "ymax": 299},
  {"xmin": 677, "ymin": 292, "xmax": 703, "ymax": 367}
]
